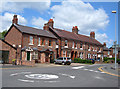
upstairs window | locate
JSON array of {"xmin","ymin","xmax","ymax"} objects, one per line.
[
  {"xmin": 88, "ymin": 45, "xmax": 90, "ymax": 49},
  {"xmin": 41, "ymin": 39, "xmax": 45, "ymax": 45},
  {"xmin": 29, "ymin": 36, "xmax": 33, "ymax": 44},
  {"xmin": 49, "ymin": 39, "xmax": 52, "ymax": 46},
  {"xmin": 72, "ymin": 42, "xmax": 74, "ymax": 48},
  {"xmin": 63, "ymin": 51, "xmax": 66, "ymax": 57},
  {"xmin": 65, "ymin": 40, "xmax": 68, "ymax": 46},
  {"xmin": 56, "ymin": 40, "xmax": 58, "ymax": 45},
  {"xmin": 80, "ymin": 43, "xmax": 83, "ymax": 48},
  {"xmin": 75, "ymin": 42, "xmax": 77, "ymax": 48},
  {"xmin": 38, "ymin": 37, "xmax": 40, "ymax": 45}
]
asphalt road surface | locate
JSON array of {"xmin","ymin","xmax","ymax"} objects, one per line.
[{"xmin": 1, "ymin": 64, "xmax": 119, "ymax": 87}]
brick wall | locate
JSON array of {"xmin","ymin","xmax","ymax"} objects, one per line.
[{"xmin": 0, "ymin": 40, "xmax": 16, "ymax": 63}]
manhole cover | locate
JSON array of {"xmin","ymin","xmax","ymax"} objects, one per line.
[{"xmin": 25, "ymin": 74, "xmax": 59, "ymax": 80}]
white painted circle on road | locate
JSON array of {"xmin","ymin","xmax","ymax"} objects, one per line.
[{"xmin": 25, "ymin": 74, "xmax": 59, "ymax": 80}]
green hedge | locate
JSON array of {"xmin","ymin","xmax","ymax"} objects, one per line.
[
  {"xmin": 103, "ymin": 57, "xmax": 120, "ymax": 63},
  {"xmin": 74, "ymin": 58, "xmax": 92, "ymax": 64}
]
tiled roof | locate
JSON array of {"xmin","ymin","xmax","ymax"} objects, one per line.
[
  {"xmin": 50, "ymin": 27, "xmax": 102, "ymax": 45},
  {"xmin": 14, "ymin": 24, "xmax": 57, "ymax": 39},
  {"xmin": 103, "ymin": 47, "xmax": 111, "ymax": 51}
]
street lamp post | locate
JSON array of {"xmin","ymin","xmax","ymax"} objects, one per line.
[{"xmin": 112, "ymin": 10, "xmax": 117, "ymax": 69}]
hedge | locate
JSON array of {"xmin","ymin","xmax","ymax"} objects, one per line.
[
  {"xmin": 103, "ymin": 57, "xmax": 120, "ymax": 63},
  {"xmin": 74, "ymin": 58, "xmax": 92, "ymax": 64}
]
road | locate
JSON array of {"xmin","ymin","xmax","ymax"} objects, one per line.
[{"xmin": 1, "ymin": 64, "xmax": 119, "ymax": 87}]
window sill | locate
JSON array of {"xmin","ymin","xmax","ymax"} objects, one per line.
[
  {"xmin": 48, "ymin": 46, "xmax": 52, "ymax": 48},
  {"xmin": 64, "ymin": 46, "xmax": 68, "ymax": 48},
  {"xmin": 29, "ymin": 44, "xmax": 33, "ymax": 46}
]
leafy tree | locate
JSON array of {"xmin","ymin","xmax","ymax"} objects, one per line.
[{"xmin": 0, "ymin": 30, "xmax": 7, "ymax": 39}]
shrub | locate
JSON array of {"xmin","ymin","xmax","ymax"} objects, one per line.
[
  {"xmin": 74, "ymin": 58, "xmax": 92, "ymax": 64},
  {"xmin": 103, "ymin": 57, "xmax": 120, "ymax": 63}
]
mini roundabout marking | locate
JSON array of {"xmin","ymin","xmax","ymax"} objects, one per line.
[{"xmin": 10, "ymin": 72, "xmax": 75, "ymax": 83}]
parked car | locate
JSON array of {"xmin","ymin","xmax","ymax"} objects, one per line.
[
  {"xmin": 0, "ymin": 60, "xmax": 3, "ymax": 64},
  {"xmin": 87, "ymin": 59, "xmax": 95, "ymax": 64},
  {"xmin": 54, "ymin": 57, "xmax": 72, "ymax": 65},
  {"xmin": 118, "ymin": 61, "xmax": 120, "ymax": 64}
]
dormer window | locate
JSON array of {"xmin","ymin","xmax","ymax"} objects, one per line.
[{"xmin": 65, "ymin": 40, "xmax": 68, "ymax": 46}]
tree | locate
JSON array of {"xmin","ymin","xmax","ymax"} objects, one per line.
[{"xmin": 0, "ymin": 30, "xmax": 7, "ymax": 39}]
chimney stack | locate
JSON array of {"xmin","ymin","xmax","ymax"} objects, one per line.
[
  {"xmin": 48, "ymin": 19, "xmax": 54, "ymax": 28},
  {"xmin": 90, "ymin": 31, "xmax": 95, "ymax": 38},
  {"xmin": 72, "ymin": 26, "xmax": 78, "ymax": 34},
  {"xmin": 43, "ymin": 23, "xmax": 49, "ymax": 31},
  {"xmin": 103, "ymin": 42, "xmax": 106, "ymax": 47},
  {"xmin": 12, "ymin": 15, "xmax": 18, "ymax": 24}
]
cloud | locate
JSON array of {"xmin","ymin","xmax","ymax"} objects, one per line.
[
  {"xmin": 51, "ymin": 0, "xmax": 109, "ymax": 35},
  {"xmin": 31, "ymin": 17, "xmax": 47, "ymax": 29},
  {"xmin": 96, "ymin": 33, "xmax": 113, "ymax": 47},
  {"xmin": 0, "ymin": 12, "xmax": 27, "ymax": 32},
  {"xmin": 0, "ymin": 0, "xmax": 51, "ymax": 13}
]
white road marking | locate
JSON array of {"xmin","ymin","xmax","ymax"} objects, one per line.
[
  {"xmin": 83, "ymin": 69, "xmax": 88, "ymax": 70},
  {"xmin": 100, "ymin": 72, "xmax": 105, "ymax": 73},
  {"xmin": 72, "ymin": 66, "xmax": 85, "ymax": 69},
  {"xmin": 95, "ymin": 77, "xmax": 102, "ymax": 79},
  {"xmin": 25, "ymin": 74, "xmax": 59, "ymax": 80},
  {"xmin": 89, "ymin": 70, "xmax": 94, "ymax": 72},
  {"xmin": 94, "ymin": 71, "xmax": 99, "ymax": 73},
  {"xmin": 44, "ymin": 81, "xmax": 60, "ymax": 83},
  {"xmin": 18, "ymin": 79, "xmax": 34, "ymax": 83},
  {"xmin": 10, "ymin": 72, "xmax": 31, "ymax": 76},
  {"xmin": 59, "ymin": 73, "xmax": 75, "ymax": 79}
]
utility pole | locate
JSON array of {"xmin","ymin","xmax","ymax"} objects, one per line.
[{"xmin": 112, "ymin": 10, "xmax": 117, "ymax": 69}]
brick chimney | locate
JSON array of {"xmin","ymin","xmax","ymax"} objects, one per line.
[
  {"xmin": 43, "ymin": 23, "xmax": 49, "ymax": 31},
  {"xmin": 12, "ymin": 15, "xmax": 18, "ymax": 24},
  {"xmin": 90, "ymin": 31, "xmax": 95, "ymax": 38},
  {"xmin": 48, "ymin": 19, "xmax": 54, "ymax": 28},
  {"xmin": 72, "ymin": 26, "xmax": 78, "ymax": 34},
  {"xmin": 103, "ymin": 42, "xmax": 106, "ymax": 47}
]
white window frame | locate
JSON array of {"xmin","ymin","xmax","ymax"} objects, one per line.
[
  {"xmin": 72, "ymin": 42, "xmax": 74, "ymax": 48},
  {"xmin": 38, "ymin": 37, "xmax": 41, "ymax": 46},
  {"xmin": 63, "ymin": 51, "xmax": 66, "ymax": 57},
  {"xmin": 29, "ymin": 36, "xmax": 33, "ymax": 45}
]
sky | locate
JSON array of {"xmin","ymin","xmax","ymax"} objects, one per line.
[{"xmin": 0, "ymin": 0, "xmax": 119, "ymax": 48}]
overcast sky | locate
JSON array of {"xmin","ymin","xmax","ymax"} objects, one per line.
[{"xmin": 0, "ymin": 0, "xmax": 118, "ymax": 47}]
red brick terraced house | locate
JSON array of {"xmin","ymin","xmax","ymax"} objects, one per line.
[
  {"xmin": 43, "ymin": 19, "xmax": 104, "ymax": 62},
  {"xmin": 4, "ymin": 15, "xmax": 57, "ymax": 66},
  {"xmin": 103, "ymin": 42, "xmax": 113, "ymax": 58},
  {"xmin": 3, "ymin": 15, "xmax": 104, "ymax": 65}
]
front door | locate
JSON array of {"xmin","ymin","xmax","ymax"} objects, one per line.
[
  {"xmin": 27, "ymin": 51, "xmax": 30, "ymax": 61},
  {"xmin": 45, "ymin": 53, "xmax": 49, "ymax": 62}
]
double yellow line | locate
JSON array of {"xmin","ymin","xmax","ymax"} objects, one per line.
[{"xmin": 98, "ymin": 67, "xmax": 120, "ymax": 77}]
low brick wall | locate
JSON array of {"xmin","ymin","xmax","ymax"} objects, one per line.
[{"xmin": 22, "ymin": 60, "xmax": 35, "ymax": 66}]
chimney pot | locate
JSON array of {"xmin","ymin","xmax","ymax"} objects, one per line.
[
  {"xmin": 90, "ymin": 31, "xmax": 95, "ymax": 38},
  {"xmin": 72, "ymin": 26, "xmax": 78, "ymax": 34},
  {"xmin": 48, "ymin": 19, "xmax": 54, "ymax": 28}
]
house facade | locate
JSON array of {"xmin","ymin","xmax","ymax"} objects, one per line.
[
  {"xmin": 0, "ymin": 39, "xmax": 17, "ymax": 63},
  {"xmin": 43, "ymin": 19, "xmax": 104, "ymax": 61},
  {"xmin": 4, "ymin": 15, "xmax": 57, "ymax": 65},
  {"xmin": 2, "ymin": 15, "xmax": 104, "ymax": 65}
]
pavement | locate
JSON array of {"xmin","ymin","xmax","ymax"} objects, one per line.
[
  {"xmin": 98, "ymin": 64, "xmax": 120, "ymax": 77},
  {"xmin": 1, "ymin": 63, "xmax": 119, "ymax": 87}
]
